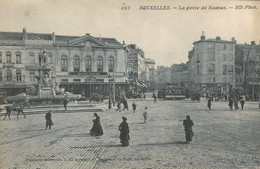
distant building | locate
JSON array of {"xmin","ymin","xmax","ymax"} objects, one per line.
[
  {"xmin": 0, "ymin": 28, "xmax": 129, "ymax": 97},
  {"xmin": 127, "ymin": 44, "xmax": 147, "ymax": 95},
  {"xmin": 235, "ymin": 41, "xmax": 260, "ymax": 100},
  {"xmin": 188, "ymin": 32, "xmax": 236, "ymax": 96},
  {"xmin": 145, "ymin": 58, "xmax": 156, "ymax": 90},
  {"xmin": 170, "ymin": 63, "xmax": 189, "ymax": 88},
  {"xmin": 155, "ymin": 66, "xmax": 171, "ymax": 89}
]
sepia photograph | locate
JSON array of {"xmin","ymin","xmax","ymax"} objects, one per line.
[{"xmin": 0, "ymin": 0, "xmax": 259, "ymax": 168}]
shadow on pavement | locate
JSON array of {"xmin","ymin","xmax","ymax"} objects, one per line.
[
  {"xmin": 61, "ymin": 133, "xmax": 92, "ymax": 138},
  {"xmin": 18, "ymin": 129, "xmax": 46, "ymax": 132},
  {"xmin": 137, "ymin": 141, "xmax": 187, "ymax": 146}
]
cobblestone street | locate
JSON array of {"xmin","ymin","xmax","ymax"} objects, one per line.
[{"xmin": 0, "ymin": 96, "xmax": 260, "ymax": 169}]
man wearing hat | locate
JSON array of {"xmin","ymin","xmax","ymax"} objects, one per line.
[{"xmin": 119, "ymin": 117, "xmax": 130, "ymax": 146}]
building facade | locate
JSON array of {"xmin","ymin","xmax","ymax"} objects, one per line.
[
  {"xmin": 235, "ymin": 42, "xmax": 260, "ymax": 100},
  {"xmin": 170, "ymin": 63, "xmax": 189, "ymax": 88},
  {"xmin": 145, "ymin": 58, "xmax": 156, "ymax": 90},
  {"xmin": 188, "ymin": 32, "xmax": 236, "ymax": 96},
  {"xmin": 0, "ymin": 28, "xmax": 129, "ymax": 98}
]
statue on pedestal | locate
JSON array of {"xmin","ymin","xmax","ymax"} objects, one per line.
[
  {"xmin": 42, "ymin": 73, "xmax": 52, "ymax": 86},
  {"xmin": 42, "ymin": 50, "xmax": 49, "ymax": 65}
]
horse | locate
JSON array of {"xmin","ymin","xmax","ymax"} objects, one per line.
[{"xmin": 3, "ymin": 104, "xmax": 26, "ymax": 120}]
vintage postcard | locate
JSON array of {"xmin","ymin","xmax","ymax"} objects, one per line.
[{"xmin": 0, "ymin": 0, "xmax": 259, "ymax": 168}]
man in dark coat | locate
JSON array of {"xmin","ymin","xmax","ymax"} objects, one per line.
[
  {"xmin": 45, "ymin": 110, "xmax": 53, "ymax": 130},
  {"xmin": 90, "ymin": 113, "xmax": 103, "ymax": 136},
  {"xmin": 240, "ymin": 98, "xmax": 245, "ymax": 110},
  {"xmin": 63, "ymin": 99, "xmax": 68, "ymax": 111},
  {"xmin": 122, "ymin": 98, "xmax": 129, "ymax": 110},
  {"xmin": 132, "ymin": 102, "xmax": 137, "ymax": 113},
  {"xmin": 229, "ymin": 99, "xmax": 233, "ymax": 110},
  {"xmin": 207, "ymin": 98, "xmax": 212, "ymax": 110},
  {"xmin": 119, "ymin": 117, "xmax": 130, "ymax": 146},
  {"xmin": 183, "ymin": 115, "xmax": 194, "ymax": 144}
]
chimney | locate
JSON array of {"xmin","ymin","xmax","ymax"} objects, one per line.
[
  {"xmin": 216, "ymin": 36, "xmax": 221, "ymax": 40},
  {"xmin": 231, "ymin": 37, "xmax": 236, "ymax": 43},
  {"xmin": 51, "ymin": 32, "xmax": 55, "ymax": 42},
  {"xmin": 201, "ymin": 31, "xmax": 205, "ymax": 40},
  {"xmin": 22, "ymin": 27, "xmax": 27, "ymax": 40},
  {"xmin": 251, "ymin": 41, "xmax": 256, "ymax": 45}
]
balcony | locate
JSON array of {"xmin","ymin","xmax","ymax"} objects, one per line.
[{"xmin": 3, "ymin": 63, "xmax": 15, "ymax": 68}]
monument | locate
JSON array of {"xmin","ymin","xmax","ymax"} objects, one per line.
[
  {"xmin": 6, "ymin": 50, "xmax": 81, "ymax": 105},
  {"xmin": 36, "ymin": 50, "xmax": 56, "ymax": 98}
]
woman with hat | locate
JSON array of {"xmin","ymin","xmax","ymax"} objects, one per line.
[
  {"xmin": 45, "ymin": 110, "xmax": 53, "ymax": 130},
  {"xmin": 90, "ymin": 113, "xmax": 103, "ymax": 136},
  {"xmin": 119, "ymin": 117, "xmax": 130, "ymax": 146},
  {"xmin": 183, "ymin": 115, "xmax": 194, "ymax": 144}
]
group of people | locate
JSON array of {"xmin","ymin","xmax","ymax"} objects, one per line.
[
  {"xmin": 207, "ymin": 96, "xmax": 246, "ymax": 111},
  {"xmin": 228, "ymin": 97, "xmax": 245, "ymax": 110}
]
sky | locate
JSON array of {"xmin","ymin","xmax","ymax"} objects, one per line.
[{"xmin": 0, "ymin": 0, "xmax": 259, "ymax": 67}]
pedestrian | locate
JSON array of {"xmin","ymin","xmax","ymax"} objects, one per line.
[
  {"xmin": 183, "ymin": 115, "xmax": 194, "ymax": 144},
  {"xmin": 234, "ymin": 99, "xmax": 239, "ymax": 110},
  {"xmin": 143, "ymin": 107, "xmax": 148, "ymax": 123},
  {"xmin": 122, "ymin": 97, "xmax": 129, "ymax": 110},
  {"xmin": 258, "ymin": 96, "xmax": 260, "ymax": 109},
  {"xmin": 144, "ymin": 93, "xmax": 146, "ymax": 100},
  {"xmin": 63, "ymin": 99, "xmax": 69, "ymax": 111},
  {"xmin": 116, "ymin": 101, "xmax": 121, "ymax": 112},
  {"xmin": 45, "ymin": 110, "xmax": 53, "ymax": 130},
  {"xmin": 119, "ymin": 117, "xmax": 130, "ymax": 147},
  {"xmin": 154, "ymin": 95, "xmax": 157, "ymax": 103},
  {"xmin": 229, "ymin": 99, "xmax": 233, "ymax": 110},
  {"xmin": 3, "ymin": 105, "xmax": 12, "ymax": 120},
  {"xmin": 207, "ymin": 98, "xmax": 212, "ymax": 110},
  {"xmin": 240, "ymin": 96, "xmax": 245, "ymax": 110},
  {"xmin": 90, "ymin": 113, "xmax": 103, "ymax": 136},
  {"xmin": 132, "ymin": 102, "xmax": 137, "ymax": 113}
]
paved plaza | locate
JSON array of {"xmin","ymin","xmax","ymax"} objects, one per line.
[{"xmin": 0, "ymin": 95, "xmax": 260, "ymax": 169}]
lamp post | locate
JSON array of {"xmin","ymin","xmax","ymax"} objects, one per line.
[
  {"xmin": 89, "ymin": 79, "xmax": 92, "ymax": 103},
  {"xmin": 108, "ymin": 74, "xmax": 112, "ymax": 109}
]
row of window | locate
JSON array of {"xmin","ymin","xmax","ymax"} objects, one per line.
[
  {"xmin": 0, "ymin": 51, "xmax": 54, "ymax": 64},
  {"xmin": 196, "ymin": 54, "xmax": 233, "ymax": 62},
  {"xmin": 207, "ymin": 43, "xmax": 234, "ymax": 50},
  {"xmin": 61, "ymin": 55, "xmax": 114, "ymax": 72},
  {"xmin": 61, "ymin": 79, "xmax": 104, "ymax": 83},
  {"xmin": 0, "ymin": 51, "xmax": 115, "ymax": 72},
  {"xmin": 196, "ymin": 64, "xmax": 234, "ymax": 75},
  {"xmin": 0, "ymin": 70, "xmax": 21, "ymax": 82},
  {"xmin": 207, "ymin": 77, "xmax": 233, "ymax": 83}
]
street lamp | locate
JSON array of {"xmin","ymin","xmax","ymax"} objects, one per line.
[
  {"xmin": 89, "ymin": 79, "xmax": 92, "ymax": 102},
  {"xmin": 108, "ymin": 74, "xmax": 112, "ymax": 109}
]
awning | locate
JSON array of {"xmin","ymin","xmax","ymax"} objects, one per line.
[
  {"xmin": 140, "ymin": 83, "xmax": 147, "ymax": 88},
  {"xmin": 247, "ymin": 82, "xmax": 260, "ymax": 85}
]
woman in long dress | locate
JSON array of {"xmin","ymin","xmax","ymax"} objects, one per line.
[
  {"xmin": 183, "ymin": 115, "xmax": 194, "ymax": 144},
  {"xmin": 119, "ymin": 117, "xmax": 130, "ymax": 146},
  {"xmin": 90, "ymin": 113, "xmax": 103, "ymax": 136}
]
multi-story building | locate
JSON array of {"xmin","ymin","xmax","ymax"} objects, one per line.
[
  {"xmin": 145, "ymin": 58, "xmax": 156, "ymax": 90},
  {"xmin": 235, "ymin": 41, "xmax": 260, "ymax": 100},
  {"xmin": 127, "ymin": 44, "xmax": 147, "ymax": 95},
  {"xmin": 188, "ymin": 32, "xmax": 236, "ymax": 96},
  {"xmin": 155, "ymin": 66, "xmax": 171, "ymax": 89},
  {"xmin": 170, "ymin": 63, "xmax": 189, "ymax": 88},
  {"xmin": 0, "ymin": 28, "xmax": 129, "ymax": 98}
]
